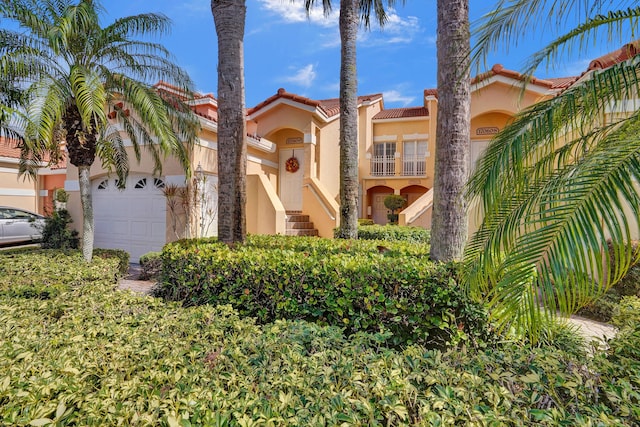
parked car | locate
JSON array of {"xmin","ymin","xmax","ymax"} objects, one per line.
[{"xmin": 0, "ymin": 206, "xmax": 45, "ymax": 245}]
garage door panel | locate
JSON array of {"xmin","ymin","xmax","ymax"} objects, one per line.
[{"xmin": 92, "ymin": 175, "xmax": 166, "ymax": 262}]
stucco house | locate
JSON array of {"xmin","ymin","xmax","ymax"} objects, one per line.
[{"xmin": 0, "ymin": 42, "xmax": 636, "ymax": 261}]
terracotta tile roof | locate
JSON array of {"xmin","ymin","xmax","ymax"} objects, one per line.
[
  {"xmin": 545, "ymin": 76, "xmax": 579, "ymax": 89},
  {"xmin": 247, "ymin": 88, "xmax": 383, "ymax": 118},
  {"xmin": 372, "ymin": 107, "xmax": 429, "ymax": 120},
  {"xmin": 588, "ymin": 40, "xmax": 640, "ymax": 70},
  {"xmin": 0, "ymin": 137, "xmax": 67, "ymax": 169},
  {"xmin": 423, "ymin": 88, "xmax": 438, "ymax": 98},
  {"xmin": 472, "ymin": 64, "xmax": 571, "ymax": 89},
  {"xmin": 0, "ymin": 137, "xmax": 20, "ymax": 159}
]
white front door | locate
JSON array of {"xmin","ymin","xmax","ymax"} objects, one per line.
[{"xmin": 279, "ymin": 149, "xmax": 304, "ymax": 211}]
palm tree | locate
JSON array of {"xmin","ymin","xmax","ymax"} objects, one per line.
[
  {"xmin": 0, "ymin": 0, "xmax": 200, "ymax": 261},
  {"xmin": 429, "ymin": 0, "xmax": 471, "ymax": 262},
  {"xmin": 302, "ymin": 0, "xmax": 399, "ymax": 240},
  {"xmin": 211, "ymin": 0, "xmax": 247, "ymax": 244},
  {"xmin": 465, "ymin": 0, "xmax": 640, "ymax": 336}
]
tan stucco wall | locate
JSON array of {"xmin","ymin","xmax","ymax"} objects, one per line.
[
  {"xmin": 0, "ymin": 165, "xmax": 38, "ymax": 211},
  {"xmin": 246, "ymin": 173, "xmax": 286, "ymax": 235}
]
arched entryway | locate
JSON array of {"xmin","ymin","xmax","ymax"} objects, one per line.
[
  {"xmin": 400, "ymin": 185, "xmax": 428, "ymax": 207},
  {"xmin": 367, "ymin": 185, "xmax": 394, "ymax": 225}
]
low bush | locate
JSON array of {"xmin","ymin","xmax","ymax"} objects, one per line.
[
  {"xmin": 356, "ymin": 224, "xmax": 431, "ymax": 244},
  {"xmin": 40, "ymin": 209, "xmax": 79, "ymax": 249},
  {"xmin": 156, "ymin": 236, "xmax": 486, "ymax": 348},
  {"xmin": 0, "ymin": 249, "xmax": 120, "ymax": 299},
  {"xmin": 139, "ymin": 251, "xmax": 163, "ymax": 281},
  {"xmin": 93, "ymin": 248, "xmax": 130, "ymax": 277},
  {"xmin": 1, "ymin": 251, "xmax": 639, "ymax": 425}
]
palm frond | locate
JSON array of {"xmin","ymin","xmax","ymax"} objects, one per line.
[{"xmin": 465, "ymin": 56, "xmax": 640, "ymax": 337}]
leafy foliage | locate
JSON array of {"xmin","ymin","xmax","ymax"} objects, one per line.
[
  {"xmin": 155, "ymin": 235, "xmax": 487, "ymax": 348},
  {"xmin": 0, "ymin": 250, "xmax": 639, "ymax": 425},
  {"xmin": 466, "ymin": 33, "xmax": 640, "ymax": 336},
  {"xmin": 356, "ymin": 224, "xmax": 431, "ymax": 244},
  {"xmin": 139, "ymin": 251, "xmax": 162, "ymax": 281},
  {"xmin": 40, "ymin": 209, "xmax": 79, "ymax": 250}
]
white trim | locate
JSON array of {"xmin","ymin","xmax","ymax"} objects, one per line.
[
  {"xmin": 472, "ymin": 74, "xmax": 557, "ymax": 96},
  {"xmin": 247, "ymin": 154, "xmax": 278, "ymax": 169},
  {"xmin": 373, "ymin": 135, "xmax": 398, "ymax": 143},
  {"xmin": 0, "ymin": 157, "xmax": 20, "ymax": 165},
  {"xmin": 402, "ymin": 133, "xmax": 429, "ymax": 140},
  {"xmin": 165, "ymin": 175, "xmax": 188, "ymax": 187},
  {"xmin": 64, "ymin": 180, "xmax": 80, "ymax": 191},
  {"xmin": 248, "ymin": 136, "xmax": 277, "ymax": 153},
  {"xmin": 199, "ymin": 117, "xmax": 218, "ymax": 132},
  {"xmin": 198, "ymin": 138, "xmax": 217, "ymax": 150},
  {"xmin": 304, "ymin": 133, "xmax": 316, "ymax": 145},
  {"xmin": 605, "ymin": 99, "xmax": 640, "ymax": 114},
  {"xmin": 0, "ymin": 167, "xmax": 18, "ymax": 174},
  {"xmin": 189, "ymin": 97, "xmax": 217, "ymax": 107},
  {"xmin": 0, "ymin": 189, "xmax": 36, "ymax": 197},
  {"xmin": 248, "ymin": 98, "xmax": 330, "ymax": 122},
  {"xmin": 38, "ymin": 168, "xmax": 67, "ymax": 175},
  {"xmin": 40, "ymin": 190, "xmax": 49, "ymax": 196}
]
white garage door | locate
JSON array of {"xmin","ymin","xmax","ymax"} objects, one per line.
[{"xmin": 93, "ymin": 175, "xmax": 166, "ymax": 262}]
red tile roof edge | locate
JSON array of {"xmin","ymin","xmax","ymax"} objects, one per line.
[{"xmin": 372, "ymin": 106, "xmax": 429, "ymax": 120}]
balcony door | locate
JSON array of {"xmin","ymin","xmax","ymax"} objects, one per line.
[{"xmin": 372, "ymin": 142, "xmax": 396, "ymax": 176}]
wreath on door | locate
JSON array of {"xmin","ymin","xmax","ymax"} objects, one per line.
[{"xmin": 285, "ymin": 156, "xmax": 300, "ymax": 173}]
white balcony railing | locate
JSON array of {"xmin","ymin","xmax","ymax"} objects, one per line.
[
  {"xmin": 371, "ymin": 155, "xmax": 395, "ymax": 176},
  {"xmin": 402, "ymin": 155, "xmax": 426, "ymax": 176}
]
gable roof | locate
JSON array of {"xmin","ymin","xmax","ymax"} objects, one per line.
[{"xmin": 247, "ymin": 88, "xmax": 383, "ymax": 119}]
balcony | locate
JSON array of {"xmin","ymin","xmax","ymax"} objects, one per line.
[
  {"xmin": 402, "ymin": 155, "xmax": 426, "ymax": 176},
  {"xmin": 370, "ymin": 155, "xmax": 396, "ymax": 176}
]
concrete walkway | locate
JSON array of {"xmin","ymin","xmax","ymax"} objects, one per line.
[{"xmin": 117, "ymin": 264, "xmax": 618, "ymax": 344}]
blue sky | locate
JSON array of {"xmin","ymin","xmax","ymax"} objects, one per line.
[{"xmin": 102, "ymin": 0, "xmax": 615, "ymax": 109}]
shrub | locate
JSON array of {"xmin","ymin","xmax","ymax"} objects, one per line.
[
  {"xmin": 358, "ymin": 218, "xmax": 375, "ymax": 226},
  {"xmin": 40, "ymin": 209, "xmax": 79, "ymax": 249},
  {"xmin": 155, "ymin": 236, "xmax": 487, "ymax": 348},
  {"xmin": 357, "ymin": 224, "xmax": 431, "ymax": 244},
  {"xmin": 139, "ymin": 251, "xmax": 162, "ymax": 280},
  {"xmin": 1, "ymin": 251, "xmax": 639, "ymax": 426},
  {"xmin": 93, "ymin": 248, "xmax": 130, "ymax": 277},
  {"xmin": 0, "ymin": 249, "xmax": 120, "ymax": 299}
]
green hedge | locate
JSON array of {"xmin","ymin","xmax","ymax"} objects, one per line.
[
  {"xmin": 334, "ymin": 224, "xmax": 431, "ymax": 244},
  {"xmin": 155, "ymin": 236, "xmax": 486, "ymax": 348},
  {"xmin": 0, "ymin": 249, "xmax": 121, "ymax": 299},
  {"xmin": 1, "ymin": 251, "xmax": 639, "ymax": 425}
]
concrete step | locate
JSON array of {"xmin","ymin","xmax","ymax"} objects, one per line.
[
  {"xmin": 286, "ymin": 221, "xmax": 316, "ymax": 230},
  {"xmin": 287, "ymin": 214, "xmax": 310, "ymax": 223},
  {"xmin": 286, "ymin": 228, "xmax": 319, "ymax": 237}
]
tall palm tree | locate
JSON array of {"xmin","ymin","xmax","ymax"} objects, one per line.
[
  {"xmin": 302, "ymin": 0, "xmax": 399, "ymax": 239},
  {"xmin": 0, "ymin": 0, "xmax": 200, "ymax": 261},
  {"xmin": 211, "ymin": 0, "xmax": 247, "ymax": 244},
  {"xmin": 465, "ymin": 0, "xmax": 640, "ymax": 336},
  {"xmin": 429, "ymin": 0, "xmax": 471, "ymax": 262}
]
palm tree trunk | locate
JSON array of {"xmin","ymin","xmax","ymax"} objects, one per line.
[
  {"xmin": 212, "ymin": 0, "xmax": 247, "ymax": 244},
  {"xmin": 336, "ymin": 0, "xmax": 359, "ymax": 239},
  {"xmin": 78, "ymin": 165, "xmax": 94, "ymax": 262},
  {"xmin": 430, "ymin": 0, "xmax": 471, "ymax": 261}
]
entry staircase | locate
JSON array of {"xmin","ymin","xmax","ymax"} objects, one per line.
[{"xmin": 285, "ymin": 211, "xmax": 319, "ymax": 237}]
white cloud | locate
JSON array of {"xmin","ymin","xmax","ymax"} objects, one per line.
[
  {"xmin": 256, "ymin": 0, "xmax": 338, "ymax": 28},
  {"xmin": 383, "ymin": 89, "xmax": 415, "ymax": 107},
  {"xmin": 282, "ymin": 64, "xmax": 318, "ymax": 88}
]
